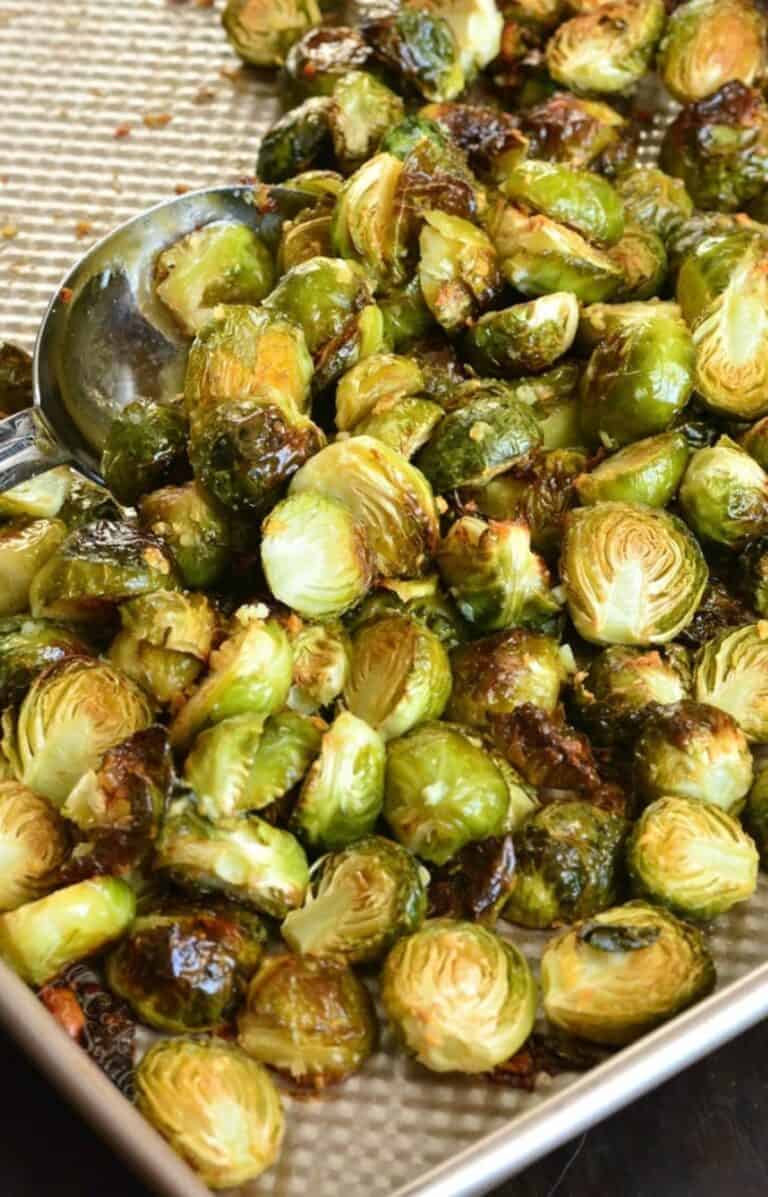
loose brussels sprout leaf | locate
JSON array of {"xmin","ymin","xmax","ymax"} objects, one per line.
[
  {"xmin": 505, "ymin": 801, "xmax": 627, "ymax": 929},
  {"xmin": 363, "ymin": 8, "xmax": 465, "ymax": 102},
  {"xmin": 447, "ymin": 628, "xmax": 568, "ymax": 726},
  {"xmin": 496, "ymin": 159, "xmax": 625, "ymax": 247},
  {"xmin": 135, "ymin": 1039, "xmax": 284, "ymax": 1190},
  {"xmin": 679, "ymin": 436, "xmax": 768, "ymax": 549},
  {"xmin": 541, "ymin": 900, "xmax": 716, "ymax": 1046},
  {"xmin": 546, "ymin": 0, "xmax": 666, "ymax": 94},
  {"xmin": 0, "ymin": 781, "xmax": 68, "ymax": 911},
  {"xmin": 426, "ymin": 833, "xmax": 516, "ymax": 925},
  {"xmin": 694, "ymin": 623, "xmax": 768, "ymax": 741},
  {"xmin": 0, "ymin": 342, "xmax": 32, "ymax": 416},
  {"xmin": 238, "ymin": 952, "xmax": 377, "ymax": 1086},
  {"xmin": 628, "ymin": 796, "xmax": 758, "ymax": 921},
  {"xmin": 658, "ymin": 0, "xmax": 767, "ymax": 105},
  {"xmin": 139, "ymin": 482, "xmax": 231, "ymax": 590},
  {"xmin": 58, "ymin": 473, "xmax": 124, "ymax": 530},
  {"xmin": 355, "ymin": 396, "xmax": 444, "ymax": 460},
  {"xmin": 575, "ymin": 431, "xmax": 690, "ymax": 507},
  {"xmin": 633, "ymin": 700, "xmax": 753, "ymax": 814},
  {"xmin": 381, "ymin": 919, "xmax": 536, "ymax": 1072},
  {"xmin": 609, "ymin": 223, "xmax": 667, "ymax": 302},
  {"xmin": 288, "ymin": 620, "xmax": 350, "ymax": 713},
  {"xmin": 561, "ymin": 502, "xmax": 708, "ymax": 645},
  {"xmin": 101, "ymin": 398, "xmax": 189, "ymax": 507},
  {"xmin": 518, "ymin": 93, "xmax": 626, "ymax": 170},
  {"xmin": 261, "ymin": 491, "xmax": 374, "ymax": 619},
  {"xmin": 292, "ymin": 711, "xmax": 385, "ymax": 849},
  {"xmin": 264, "ymin": 255, "xmax": 374, "ymax": 355},
  {"xmin": 0, "ymin": 616, "xmax": 90, "ymax": 707},
  {"xmin": 155, "ymin": 802, "xmax": 309, "ymax": 918},
  {"xmin": 336, "ymin": 352, "xmax": 425, "ymax": 432},
  {"xmin": 349, "ymin": 575, "xmax": 470, "ymax": 650},
  {"xmin": 418, "ymin": 210, "xmax": 501, "ymax": 333},
  {"xmin": 0, "ymin": 519, "xmax": 66, "ymax": 618},
  {"xmin": 282, "ymin": 835, "xmax": 427, "ymax": 963},
  {"xmin": 289, "ymin": 436, "xmax": 439, "ymax": 578},
  {"xmin": 330, "ymin": 155, "xmax": 409, "ymax": 288},
  {"xmin": 222, "ymin": 0, "xmax": 321, "ymax": 67},
  {"xmin": 572, "ymin": 643, "xmax": 691, "ymax": 745},
  {"xmin": 2, "ymin": 656, "xmax": 153, "ymax": 807},
  {"xmin": 328, "ymin": 71, "xmax": 405, "ymax": 173},
  {"xmin": 437, "ymin": 517, "xmax": 560, "ymax": 633},
  {"xmin": 283, "ymin": 27, "xmax": 372, "ymax": 99},
  {"xmin": 106, "ymin": 903, "xmax": 265, "ymax": 1033},
  {"xmin": 417, "ymin": 398, "xmax": 541, "ymax": 494},
  {"xmin": 615, "ymin": 167, "xmax": 694, "ymax": 243},
  {"xmin": 467, "ymin": 448, "xmax": 587, "ymax": 557},
  {"xmin": 384, "ymin": 722, "xmax": 513, "ymax": 864},
  {"xmin": 344, "ymin": 614, "xmax": 451, "ymax": 741},
  {"xmin": 169, "ymin": 609, "xmax": 292, "ymax": 750},
  {"xmin": 0, "ymin": 466, "xmax": 71, "ymax": 521},
  {"xmin": 463, "ymin": 293, "xmax": 579, "ymax": 379},
  {"xmin": 745, "ymin": 763, "xmax": 768, "ymax": 865},
  {"xmin": 0, "ymin": 876, "xmax": 135, "ymax": 987},
  {"xmin": 257, "ymin": 97, "xmax": 332, "ymax": 183}
]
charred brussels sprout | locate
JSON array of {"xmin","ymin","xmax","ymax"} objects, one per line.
[
  {"xmin": 409, "ymin": 0, "xmax": 503, "ymax": 77},
  {"xmin": 329, "ymin": 72, "xmax": 405, "ymax": 173},
  {"xmin": 519, "ymin": 93, "xmax": 626, "ymax": 170},
  {"xmin": 256, "ymin": 98, "xmax": 332, "ymax": 183},
  {"xmin": 615, "ymin": 168, "xmax": 694, "ymax": 243},
  {"xmin": 575, "ymin": 431, "xmax": 689, "ymax": 508},
  {"xmin": 282, "ymin": 836, "xmax": 427, "ymax": 963},
  {"xmin": 464, "ymin": 293, "xmax": 579, "ymax": 379},
  {"xmin": 496, "ymin": 159, "xmax": 625, "ymax": 247},
  {"xmin": 288, "ymin": 620, "xmax": 350, "ymax": 713},
  {"xmin": 0, "ymin": 876, "xmax": 135, "ymax": 987},
  {"xmin": 418, "ymin": 211, "xmax": 501, "ymax": 333},
  {"xmin": 694, "ymin": 623, "xmax": 768, "ymax": 741},
  {"xmin": 335, "ymin": 353, "xmax": 424, "ymax": 431},
  {"xmin": 135, "ymin": 1039, "xmax": 284, "ymax": 1190},
  {"xmin": 222, "ymin": 0, "xmax": 321, "ymax": 67},
  {"xmin": 344, "ymin": 614, "xmax": 451, "ymax": 741},
  {"xmin": 363, "ymin": 8, "xmax": 465, "ymax": 102},
  {"xmin": 292, "ymin": 711, "xmax": 385, "ymax": 849},
  {"xmin": 139, "ymin": 483, "xmax": 231, "ymax": 591},
  {"xmin": 658, "ymin": 0, "xmax": 767, "ymax": 104},
  {"xmin": 0, "ymin": 519, "xmax": 66, "ymax": 618},
  {"xmin": 572, "ymin": 644, "xmax": 691, "ymax": 744},
  {"xmin": 381, "ymin": 919, "xmax": 536, "ymax": 1072},
  {"xmin": 447, "ymin": 628, "xmax": 568, "ymax": 726},
  {"xmin": 417, "ymin": 398, "xmax": 541, "ymax": 493},
  {"xmin": 109, "ymin": 591, "xmax": 215, "ymax": 706},
  {"xmin": 546, "ymin": 0, "xmax": 666, "ymax": 94},
  {"xmin": 101, "ymin": 399, "xmax": 189, "ymax": 507},
  {"xmin": 0, "ymin": 342, "xmax": 32, "ymax": 416},
  {"xmin": 561, "ymin": 503, "xmax": 708, "ymax": 645},
  {"xmin": 0, "ymin": 616, "xmax": 89, "ymax": 706},
  {"xmin": 420, "ymin": 102, "xmax": 525, "ymax": 172},
  {"xmin": 541, "ymin": 901, "xmax": 716, "ymax": 1046},
  {"xmin": 0, "ymin": 782, "xmax": 68, "ymax": 911},
  {"xmin": 628, "ymin": 796, "xmax": 758, "ymax": 921},
  {"xmin": 106, "ymin": 904, "xmax": 265, "ymax": 1033},
  {"xmin": 283, "ymin": 27, "xmax": 372, "ymax": 99},
  {"xmin": 679, "ymin": 436, "xmax": 768, "ymax": 549}
]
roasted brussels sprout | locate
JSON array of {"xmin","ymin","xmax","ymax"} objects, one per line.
[
  {"xmin": 417, "ymin": 397, "xmax": 541, "ymax": 493},
  {"xmin": 222, "ymin": 0, "xmax": 321, "ymax": 67},
  {"xmin": 0, "ymin": 342, "xmax": 32, "ymax": 416},
  {"xmin": 561, "ymin": 502, "xmax": 708, "ymax": 645},
  {"xmin": 628, "ymin": 796, "xmax": 758, "ymax": 921},
  {"xmin": 541, "ymin": 901, "xmax": 716, "ymax": 1045},
  {"xmin": 355, "ymin": 396, "xmax": 445, "ymax": 459},
  {"xmin": 467, "ymin": 448, "xmax": 587, "ymax": 557},
  {"xmin": 609, "ymin": 223, "xmax": 668, "ymax": 301},
  {"xmin": 420, "ymin": 101, "xmax": 525, "ymax": 171},
  {"xmin": 0, "ymin": 467, "xmax": 72, "ymax": 521},
  {"xmin": 282, "ymin": 836, "xmax": 428, "ymax": 963},
  {"xmin": 572, "ymin": 644, "xmax": 691, "ymax": 744},
  {"xmin": 633, "ymin": 700, "xmax": 753, "ymax": 814},
  {"xmin": 693, "ymin": 623, "xmax": 768, "ymax": 741},
  {"xmin": 256, "ymin": 97, "xmax": 332, "ymax": 183},
  {"xmin": 109, "ymin": 591, "xmax": 215, "ymax": 706},
  {"xmin": 417, "ymin": 210, "xmax": 501, "ymax": 333},
  {"xmin": 496, "ymin": 159, "xmax": 625, "ymax": 247},
  {"xmin": 743, "ymin": 416, "xmax": 768, "ymax": 470},
  {"xmin": 135, "ymin": 1039, "xmax": 284, "ymax": 1190},
  {"xmin": 378, "ymin": 278, "xmax": 436, "ymax": 350},
  {"xmin": 679, "ymin": 437, "xmax": 768, "ymax": 549},
  {"xmin": 335, "ymin": 353, "xmax": 424, "ymax": 432},
  {"xmin": 101, "ymin": 399, "xmax": 189, "ymax": 507},
  {"xmin": 745, "ymin": 762, "xmax": 768, "ymax": 865},
  {"xmin": 0, "ymin": 519, "xmax": 66, "ymax": 618},
  {"xmin": 278, "ymin": 206, "xmax": 334, "ymax": 272},
  {"xmin": 506, "ymin": 801, "xmax": 628, "ymax": 929},
  {"xmin": 287, "ymin": 620, "xmax": 350, "ymax": 713},
  {"xmin": 463, "ymin": 293, "xmax": 579, "ymax": 378},
  {"xmin": 283, "ymin": 26, "xmax": 372, "ymax": 98},
  {"xmin": 106, "ymin": 903, "xmax": 265, "ymax": 1032},
  {"xmin": 658, "ymin": 0, "xmax": 767, "ymax": 105},
  {"xmin": 0, "ymin": 876, "xmax": 135, "ymax": 987},
  {"xmin": 614, "ymin": 167, "xmax": 694, "ymax": 244},
  {"xmin": 362, "ymin": 8, "xmax": 465, "ymax": 102},
  {"xmin": 263, "ymin": 256, "xmax": 375, "ymax": 359},
  {"xmin": 330, "ymin": 154, "xmax": 410, "ymax": 288},
  {"xmin": 349, "ymin": 575, "xmax": 469, "ymax": 650},
  {"xmin": 575, "ymin": 431, "xmax": 689, "ymax": 508},
  {"xmin": 381, "ymin": 919, "xmax": 536, "ymax": 1072},
  {"xmin": 139, "ymin": 482, "xmax": 231, "ymax": 590},
  {"xmin": 518, "ymin": 93, "xmax": 626, "ymax": 170},
  {"xmin": 329, "ymin": 71, "xmax": 405, "ymax": 173},
  {"xmin": 0, "ymin": 781, "xmax": 68, "ymax": 911},
  {"xmin": 546, "ymin": 0, "xmax": 666, "ymax": 94},
  {"xmin": 238, "ymin": 952, "xmax": 377, "ymax": 1085},
  {"xmin": 447, "ymin": 628, "xmax": 568, "ymax": 726},
  {"xmin": 0, "ymin": 616, "xmax": 90, "ymax": 706},
  {"xmin": 292, "ymin": 711, "xmax": 385, "ymax": 848}
]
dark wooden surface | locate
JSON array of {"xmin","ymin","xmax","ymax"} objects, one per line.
[{"xmin": 2, "ymin": 1018, "xmax": 767, "ymax": 1197}]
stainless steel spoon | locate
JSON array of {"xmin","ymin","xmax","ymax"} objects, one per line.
[{"xmin": 0, "ymin": 184, "xmax": 312, "ymax": 492}]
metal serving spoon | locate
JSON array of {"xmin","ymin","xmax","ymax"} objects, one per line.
[{"xmin": 0, "ymin": 184, "xmax": 312, "ymax": 492}]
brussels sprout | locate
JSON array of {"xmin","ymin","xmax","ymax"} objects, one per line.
[
  {"xmin": 546, "ymin": 0, "xmax": 666, "ymax": 94},
  {"xmin": 447, "ymin": 628, "xmax": 568, "ymax": 726},
  {"xmin": 58, "ymin": 474, "xmax": 124, "ymax": 531},
  {"xmin": 2, "ymin": 657, "xmax": 152, "ymax": 806},
  {"xmin": 420, "ymin": 101, "xmax": 526, "ymax": 172},
  {"xmin": 410, "ymin": 0, "xmax": 503, "ymax": 76},
  {"xmin": 264, "ymin": 256, "xmax": 374, "ymax": 360},
  {"xmin": 694, "ymin": 623, "xmax": 768, "ymax": 741},
  {"xmin": 222, "ymin": 0, "xmax": 320, "ymax": 67},
  {"xmin": 328, "ymin": 71, "xmax": 405, "ymax": 173},
  {"xmin": 418, "ymin": 210, "xmax": 501, "ymax": 333},
  {"xmin": 518, "ymin": 93, "xmax": 626, "ymax": 169},
  {"xmin": 0, "ymin": 467, "xmax": 72, "ymax": 521},
  {"xmin": 288, "ymin": 620, "xmax": 350, "ymax": 713},
  {"xmin": 381, "ymin": 919, "xmax": 536, "ymax": 1072},
  {"xmin": 0, "ymin": 782, "xmax": 68, "ymax": 911},
  {"xmin": 417, "ymin": 398, "xmax": 541, "ymax": 495},
  {"xmin": 0, "ymin": 876, "xmax": 135, "ymax": 987},
  {"xmin": 238, "ymin": 952, "xmax": 377, "ymax": 1086},
  {"xmin": 738, "ymin": 538, "xmax": 768, "ymax": 616},
  {"xmin": 0, "ymin": 342, "xmax": 32, "ymax": 416},
  {"xmin": 484, "ymin": 363, "xmax": 582, "ymax": 451},
  {"xmin": 362, "ymin": 8, "xmax": 465, "ymax": 102},
  {"xmin": 496, "ymin": 159, "xmax": 625, "ymax": 247},
  {"xmin": 743, "ymin": 417, "xmax": 768, "ymax": 470},
  {"xmin": 379, "ymin": 278, "xmax": 436, "ymax": 350},
  {"xmin": 679, "ymin": 437, "xmax": 768, "ymax": 549},
  {"xmin": 609, "ymin": 223, "xmax": 668, "ymax": 301},
  {"xmin": 109, "ymin": 591, "xmax": 215, "ymax": 706},
  {"xmin": 138, "ymin": 482, "xmax": 231, "ymax": 590},
  {"xmin": 661, "ymin": 83, "xmax": 768, "ymax": 212},
  {"xmin": 382, "ymin": 115, "xmax": 485, "ymax": 225},
  {"xmin": 658, "ymin": 0, "xmax": 767, "ymax": 105},
  {"xmin": 0, "ymin": 616, "xmax": 90, "ymax": 706},
  {"xmin": 576, "ymin": 297, "xmax": 679, "ymax": 349},
  {"xmin": 155, "ymin": 802, "xmax": 309, "ymax": 918},
  {"xmin": 467, "ymin": 448, "xmax": 587, "ymax": 557},
  {"xmin": 282, "ymin": 835, "xmax": 427, "ymax": 962},
  {"xmin": 292, "ymin": 711, "xmax": 385, "ymax": 849},
  {"xmin": 666, "ymin": 209, "xmax": 760, "ymax": 273},
  {"xmin": 572, "ymin": 644, "xmax": 691, "ymax": 744},
  {"xmin": 745, "ymin": 762, "xmax": 768, "ymax": 865},
  {"xmin": 464, "ymin": 293, "xmax": 579, "ymax": 379},
  {"xmin": 628, "ymin": 796, "xmax": 758, "ymax": 921},
  {"xmin": 349, "ymin": 575, "xmax": 469, "ymax": 650},
  {"xmin": 330, "ymin": 155, "xmax": 409, "ymax": 288},
  {"xmin": 575, "ymin": 431, "xmax": 690, "ymax": 507},
  {"xmin": 283, "ymin": 26, "xmax": 372, "ymax": 99},
  {"xmin": 634, "ymin": 700, "xmax": 753, "ymax": 814},
  {"xmin": 101, "ymin": 399, "xmax": 189, "ymax": 507},
  {"xmin": 506, "ymin": 801, "xmax": 627, "ymax": 929},
  {"xmin": 561, "ymin": 503, "xmax": 708, "ymax": 645},
  {"xmin": 489, "ymin": 203, "xmax": 623, "ymax": 303},
  {"xmin": 336, "ymin": 353, "xmax": 425, "ymax": 431},
  {"xmin": 541, "ymin": 900, "xmax": 716, "ymax": 1046},
  {"xmin": 290, "ymin": 436, "xmax": 439, "ymax": 578},
  {"xmin": 106, "ymin": 903, "xmax": 265, "ymax": 1033},
  {"xmin": 278, "ymin": 208, "xmax": 334, "ymax": 272},
  {"xmin": 355, "ymin": 397, "xmax": 445, "ymax": 459},
  {"xmin": 256, "ymin": 97, "xmax": 332, "ymax": 183},
  {"xmin": 135, "ymin": 1039, "xmax": 284, "ymax": 1190},
  {"xmin": 0, "ymin": 519, "xmax": 66, "ymax": 618},
  {"xmin": 614, "ymin": 168, "xmax": 694, "ymax": 243},
  {"xmin": 437, "ymin": 517, "xmax": 560, "ymax": 633}
]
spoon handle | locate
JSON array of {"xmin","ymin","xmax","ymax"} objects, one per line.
[{"xmin": 0, "ymin": 409, "xmax": 73, "ymax": 492}]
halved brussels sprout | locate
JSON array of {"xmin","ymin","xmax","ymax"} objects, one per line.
[
  {"xmin": 109, "ymin": 591, "xmax": 216, "ymax": 706},
  {"xmin": 278, "ymin": 208, "xmax": 334, "ymax": 272},
  {"xmin": 0, "ymin": 781, "xmax": 68, "ymax": 911},
  {"xmin": 343, "ymin": 614, "xmax": 451, "ymax": 741},
  {"xmin": 106, "ymin": 903, "xmax": 265, "ymax": 1033},
  {"xmin": 410, "ymin": 0, "xmax": 503, "ymax": 75},
  {"xmin": 238, "ymin": 952, "xmax": 377, "ymax": 1086},
  {"xmin": 261, "ymin": 491, "xmax": 374, "ymax": 619},
  {"xmin": 541, "ymin": 900, "xmax": 716, "ymax": 1046},
  {"xmin": 288, "ymin": 620, "xmax": 350, "ymax": 713},
  {"xmin": 483, "ymin": 363, "xmax": 582, "ymax": 452},
  {"xmin": 283, "ymin": 27, "xmax": 372, "ymax": 99},
  {"xmin": 0, "ymin": 519, "xmax": 66, "ymax": 618},
  {"xmin": 467, "ymin": 448, "xmax": 587, "ymax": 557},
  {"xmin": 264, "ymin": 255, "xmax": 374, "ymax": 355},
  {"xmin": 546, "ymin": 0, "xmax": 666, "ymax": 93},
  {"xmin": 282, "ymin": 835, "xmax": 428, "ymax": 963},
  {"xmin": 417, "ymin": 210, "xmax": 501, "ymax": 333},
  {"xmin": 139, "ymin": 482, "xmax": 231, "ymax": 590},
  {"xmin": 633, "ymin": 700, "xmax": 753, "ymax": 814},
  {"xmin": 506, "ymin": 801, "xmax": 628, "ymax": 929},
  {"xmin": 496, "ymin": 159, "xmax": 625, "ymax": 247},
  {"xmin": 0, "ymin": 467, "xmax": 72, "ymax": 521},
  {"xmin": 610, "ymin": 223, "xmax": 668, "ymax": 301},
  {"xmin": 417, "ymin": 398, "xmax": 541, "ymax": 494},
  {"xmin": 155, "ymin": 802, "xmax": 309, "ymax": 918},
  {"xmin": 437, "ymin": 517, "xmax": 560, "ymax": 633},
  {"xmin": 222, "ymin": 0, "xmax": 321, "ymax": 66},
  {"xmin": 464, "ymin": 292, "xmax": 579, "ymax": 379},
  {"xmin": 349, "ymin": 575, "xmax": 469, "ymax": 650},
  {"xmin": 2, "ymin": 657, "xmax": 153, "ymax": 806},
  {"xmin": 330, "ymin": 155, "xmax": 409, "ymax": 288},
  {"xmin": 628, "ymin": 796, "xmax": 758, "ymax": 921},
  {"xmin": 561, "ymin": 502, "xmax": 708, "ymax": 645},
  {"xmin": 0, "ymin": 876, "xmax": 135, "ymax": 987},
  {"xmin": 101, "ymin": 398, "xmax": 189, "ymax": 507},
  {"xmin": 336, "ymin": 353, "xmax": 425, "ymax": 432},
  {"xmin": 381, "ymin": 919, "xmax": 536, "ymax": 1072},
  {"xmin": 666, "ymin": 209, "xmax": 760, "ymax": 273},
  {"xmin": 658, "ymin": 0, "xmax": 767, "ymax": 105},
  {"xmin": 0, "ymin": 616, "xmax": 90, "ymax": 707},
  {"xmin": 355, "ymin": 396, "xmax": 445, "ymax": 460},
  {"xmin": 135, "ymin": 1039, "xmax": 284, "ymax": 1190},
  {"xmin": 292, "ymin": 711, "xmax": 385, "ymax": 849},
  {"xmin": 518, "ymin": 90, "xmax": 622, "ymax": 162},
  {"xmin": 0, "ymin": 342, "xmax": 32, "ymax": 416},
  {"xmin": 615, "ymin": 168, "xmax": 694, "ymax": 243},
  {"xmin": 169, "ymin": 609, "xmax": 292, "ymax": 750},
  {"xmin": 447, "ymin": 628, "xmax": 568, "ymax": 726},
  {"xmin": 328, "ymin": 71, "xmax": 405, "ymax": 173},
  {"xmin": 679, "ymin": 436, "xmax": 768, "ymax": 549},
  {"xmin": 575, "ymin": 431, "xmax": 690, "ymax": 507},
  {"xmin": 362, "ymin": 8, "xmax": 465, "ymax": 102},
  {"xmin": 256, "ymin": 97, "xmax": 332, "ymax": 183},
  {"xmin": 572, "ymin": 644, "xmax": 691, "ymax": 745},
  {"xmin": 694, "ymin": 623, "xmax": 768, "ymax": 741}
]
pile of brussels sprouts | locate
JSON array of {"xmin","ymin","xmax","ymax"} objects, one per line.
[{"xmin": 3, "ymin": 0, "xmax": 768, "ymax": 1185}]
